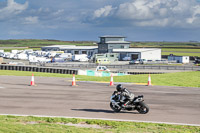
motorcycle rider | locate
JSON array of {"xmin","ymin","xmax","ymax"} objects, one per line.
[{"xmin": 116, "ymin": 84, "xmax": 135, "ymax": 108}]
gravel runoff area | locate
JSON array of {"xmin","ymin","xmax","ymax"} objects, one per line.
[{"xmin": 0, "ymin": 75, "xmax": 200, "ymax": 126}]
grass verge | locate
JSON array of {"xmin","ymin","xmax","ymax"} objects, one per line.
[
  {"xmin": 162, "ymin": 48, "xmax": 200, "ymax": 52},
  {"xmin": 0, "ymin": 115, "xmax": 199, "ymax": 133},
  {"xmin": 0, "ymin": 70, "xmax": 200, "ymax": 88},
  {"xmin": 162, "ymin": 52, "xmax": 200, "ymax": 57},
  {"xmin": 2, "ymin": 48, "xmax": 41, "ymax": 52},
  {"xmin": 0, "ymin": 39, "xmax": 94, "ymax": 47}
]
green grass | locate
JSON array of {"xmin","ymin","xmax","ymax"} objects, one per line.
[
  {"xmin": 0, "ymin": 70, "xmax": 199, "ymax": 88},
  {"xmin": 0, "ymin": 39, "xmax": 95, "ymax": 47},
  {"xmin": 162, "ymin": 48, "xmax": 200, "ymax": 52},
  {"xmin": 161, "ymin": 48, "xmax": 200, "ymax": 57},
  {"xmin": 131, "ymin": 42, "xmax": 200, "ymax": 47},
  {"xmin": 0, "ymin": 48, "xmax": 41, "ymax": 52},
  {"xmin": 162, "ymin": 52, "xmax": 200, "ymax": 57},
  {"xmin": 0, "ymin": 115, "xmax": 199, "ymax": 133}
]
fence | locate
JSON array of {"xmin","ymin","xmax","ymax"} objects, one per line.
[
  {"xmin": 0, "ymin": 64, "xmax": 199, "ymax": 76},
  {"xmin": 46, "ymin": 63, "xmax": 200, "ymax": 71}
]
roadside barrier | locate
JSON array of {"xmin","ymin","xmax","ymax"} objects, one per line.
[
  {"xmin": 0, "ymin": 64, "xmax": 77, "ymax": 75},
  {"xmin": 1, "ymin": 64, "xmax": 199, "ymax": 76},
  {"xmin": 78, "ymin": 70, "xmax": 126, "ymax": 77},
  {"xmin": 30, "ymin": 73, "xmax": 35, "ymax": 86},
  {"xmin": 109, "ymin": 74, "xmax": 114, "ymax": 86},
  {"xmin": 147, "ymin": 74, "xmax": 152, "ymax": 86},
  {"xmin": 72, "ymin": 74, "xmax": 76, "ymax": 86},
  {"xmin": 45, "ymin": 63, "xmax": 200, "ymax": 71}
]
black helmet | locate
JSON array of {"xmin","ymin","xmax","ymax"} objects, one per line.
[{"xmin": 116, "ymin": 84, "xmax": 123, "ymax": 92}]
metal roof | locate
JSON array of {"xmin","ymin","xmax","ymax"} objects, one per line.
[
  {"xmin": 105, "ymin": 41, "xmax": 130, "ymax": 44},
  {"xmin": 99, "ymin": 35, "xmax": 126, "ymax": 38},
  {"xmin": 60, "ymin": 46, "xmax": 98, "ymax": 50},
  {"xmin": 42, "ymin": 45, "xmax": 76, "ymax": 48},
  {"xmin": 113, "ymin": 48, "xmax": 161, "ymax": 52},
  {"xmin": 42, "ymin": 45, "xmax": 98, "ymax": 50}
]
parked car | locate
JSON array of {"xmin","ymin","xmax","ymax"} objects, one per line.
[
  {"xmin": 129, "ymin": 59, "xmax": 147, "ymax": 64},
  {"xmin": 96, "ymin": 66, "xmax": 110, "ymax": 71},
  {"xmin": 139, "ymin": 59, "xmax": 147, "ymax": 64},
  {"xmin": 129, "ymin": 59, "xmax": 140, "ymax": 64}
]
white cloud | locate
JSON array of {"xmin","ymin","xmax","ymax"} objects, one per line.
[
  {"xmin": 24, "ymin": 16, "xmax": 38, "ymax": 24},
  {"xmin": 93, "ymin": 5, "xmax": 114, "ymax": 18},
  {"xmin": 117, "ymin": 0, "xmax": 200, "ymax": 27},
  {"xmin": 0, "ymin": 0, "xmax": 28, "ymax": 20},
  {"xmin": 186, "ymin": 5, "xmax": 200, "ymax": 24},
  {"xmin": 117, "ymin": 0, "xmax": 155, "ymax": 20},
  {"xmin": 92, "ymin": 0, "xmax": 200, "ymax": 27},
  {"xmin": 53, "ymin": 9, "xmax": 64, "ymax": 16}
]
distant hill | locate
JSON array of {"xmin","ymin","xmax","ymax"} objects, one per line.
[
  {"xmin": 0, "ymin": 39, "xmax": 96, "ymax": 48},
  {"xmin": 0, "ymin": 39, "xmax": 200, "ymax": 48},
  {"xmin": 131, "ymin": 41, "xmax": 200, "ymax": 48}
]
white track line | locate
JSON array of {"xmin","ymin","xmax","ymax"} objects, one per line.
[{"xmin": 0, "ymin": 114, "xmax": 199, "ymax": 127}]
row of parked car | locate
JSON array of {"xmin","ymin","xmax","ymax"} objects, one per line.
[
  {"xmin": 0, "ymin": 49, "xmax": 90, "ymax": 64},
  {"xmin": 129, "ymin": 59, "xmax": 147, "ymax": 64},
  {"xmin": 129, "ymin": 59, "xmax": 170, "ymax": 64}
]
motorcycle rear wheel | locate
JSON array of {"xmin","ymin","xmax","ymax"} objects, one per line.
[
  {"xmin": 137, "ymin": 102, "xmax": 149, "ymax": 114},
  {"xmin": 110, "ymin": 102, "xmax": 121, "ymax": 112}
]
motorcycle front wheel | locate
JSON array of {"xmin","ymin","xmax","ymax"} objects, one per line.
[
  {"xmin": 137, "ymin": 102, "xmax": 149, "ymax": 114},
  {"xmin": 110, "ymin": 102, "xmax": 121, "ymax": 112}
]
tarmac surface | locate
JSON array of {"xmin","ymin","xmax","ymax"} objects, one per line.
[{"xmin": 0, "ymin": 75, "xmax": 200, "ymax": 125}]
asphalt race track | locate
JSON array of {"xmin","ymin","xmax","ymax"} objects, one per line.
[{"xmin": 0, "ymin": 75, "xmax": 200, "ymax": 126}]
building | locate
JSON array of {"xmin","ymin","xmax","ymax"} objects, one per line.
[
  {"xmin": 168, "ymin": 55, "xmax": 189, "ymax": 63},
  {"xmin": 98, "ymin": 35, "xmax": 130, "ymax": 53},
  {"xmin": 42, "ymin": 45, "xmax": 98, "ymax": 58},
  {"xmin": 41, "ymin": 45, "xmax": 76, "ymax": 51},
  {"xmin": 113, "ymin": 48, "xmax": 161, "ymax": 61},
  {"xmin": 95, "ymin": 53, "xmax": 119, "ymax": 64},
  {"xmin": 97, "ymin": 35, "xmax": 161, "ymax": 61},
  {"xmin": 41, "ymin": 35, "xmax": 161, "ymax": 61},
  {"xmin": 60, "ymin": 46, "xmax": 98, "ymax": 58}
]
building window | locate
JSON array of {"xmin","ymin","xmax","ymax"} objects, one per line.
[
  {"xmin": 101, "ymin": 38, "xmax": 105, "ymax": 43},
  {"xmin": 74, "ymin": 51, "xmax": 79, "ymax": 54},
  {"xmin": 82, "ymin": 51, "xmax": 87, "ymax": 54}
]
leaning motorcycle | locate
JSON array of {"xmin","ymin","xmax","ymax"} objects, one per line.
[{"xmin": 110, "ymin": 91, "xmax": 149, "ymax": 114}]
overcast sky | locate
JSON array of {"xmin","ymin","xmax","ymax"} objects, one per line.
[{"xmin": 0, "ymin": 0, "xmax": 200, "ymax": 42}]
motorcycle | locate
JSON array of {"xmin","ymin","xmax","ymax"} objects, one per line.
[{"xmin": 110, "ymin": 91, "xmax": 149, "ymax": 114}]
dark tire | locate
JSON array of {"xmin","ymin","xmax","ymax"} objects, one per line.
[
  {"xmin": 137, "ymin": 102, "xmax": 149, "ymax": 114},
  {"xmin": 110, "ymin": 102, "xmax": 121, "ymax": 112}
]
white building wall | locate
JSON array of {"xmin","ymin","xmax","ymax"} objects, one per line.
[
  {"xmin": 168, "ymin": 56, "xmax": 189, "ymax": 63},
  {"xmin": 141, "ymin": 49, "xmax": 161, "ymax": 60},
  {"xmin": 0, "ymin": 50, "xmax": 4, "ymax": 53},
  {"xmin": 182, "ymin": 56, "xmax": 189, "ymax": 63},
  {"xmin": 105, "ymin": 38, "xmax": 124, "ymax": 42},
  {"xmin": 64, "ymin": 49, "xmax": 98, "ymax": 57}
]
